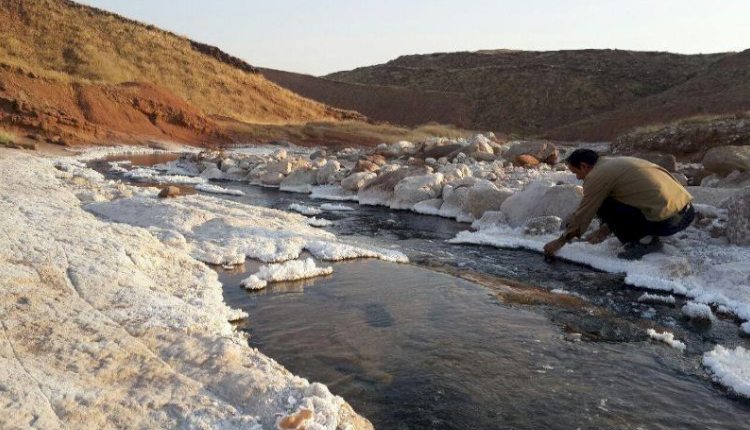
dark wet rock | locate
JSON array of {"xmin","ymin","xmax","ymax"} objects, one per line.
[
  {"xmin": 422, "ymin": 143, "xmax": 465, "ymax": 160},
  {"xmin": 553, "ymin": 311, "xmax": 649, "ymax": 342}
]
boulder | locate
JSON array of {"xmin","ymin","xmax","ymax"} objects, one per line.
[
  {"xmin": 341, "ymin": 172, "xmax": 377, "ymax": 191},
  {"xmin": 316, "ymin": 160, "xmax": 341, "ymax": 184},
  {"xmin": 200, "ymin": 166, "xmax": 225, "ymax": 180},
  {"xmin": 504, "ymin": 141, "xmax": 558, "ymax": 164},
  {"xmin": 634, "ymin": 152, "xmax": 677, "ymax": 172},
  {"xmin": 391, "ymin": 173, "xmax": 445, "ymax": 209},
  {"xmin": 438, "ymin": 163, "xmax": 472, "ymax": 182},
  {"xmin": 354, "ymin": 159, "xmax": 380, "ymax": 173},
  {"xmin": 266, "ymin": 160, "xmax": 294, "ymax": 175},
  {"xmin": 687, "ymin": 186, "xmax": 739, "ymax": 207},
  {"xmin": 524, "ymin": 216, "xmax": 563, "ymax": 235},
  {"xmin": 423, "ymin": 143, "xmax": 465, "ymax": 160},
  {"xmin": 439, "ymin": 178, "xmax": 480, "ymax": 218},
  {"xmin": 310, "ymin": 149, "xmax": 327, "ymax": 160},
  {"xmin": 726, "ymin": 187, "xmax": 750, "ymax": 245},
  {"xmin": 501, "ymin": 182, "xmax": 583, "ymax": 227},
  {"xmin": 703, "ymin": 145, "xmax": 750, "ymax": 176},
  {"xmin": 358, "ymin": 167, "xmax": 426, "ymax": 206},
  {"xmin": 219, "ymin": 157, "xmax": 237, "ymax": 172},
  {"xmin": 465, "ymin": 180, "xmax": 515, "ymax": 219},
  {"xmin": 280, "ymin": 168, "xmax": 318, "ymax": 193},
  {"xmin": 158, "ymin": 186, "xmax": 181, "ymax": 198},
  {"xmin": 671, "ymin": 172, "xmax": 689, "ymax": 186},
  {"xmin": 368, "ymin": 154, "xmax": 387, "ymax": 166},
  {"xmin": 513, "ymin": 154, "xmax": 540, "ymax": 168},
  {"xmin": 272, "ymin": 148, "xmax": 288, "ymax": 160},
  {"xmin": 260, "ymin": 172, "xmax": 284, "ymax": 186}
]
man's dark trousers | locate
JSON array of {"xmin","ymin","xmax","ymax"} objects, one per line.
[{"xmin": 596, "ymin": 197, "xmax": 695, "ymax": 244}]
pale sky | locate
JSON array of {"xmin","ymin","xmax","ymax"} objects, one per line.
[{"xmin": 78, "ymin": 0, "xmax": 750, "ymax": 76}]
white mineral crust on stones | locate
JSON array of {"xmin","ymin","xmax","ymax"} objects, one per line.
[{"xmin": 0, "ymin": 149, "xmax": 373, "ymax": 430}]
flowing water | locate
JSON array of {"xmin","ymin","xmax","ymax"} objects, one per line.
[{"xmin": 92, "ymin": 156, "xmax": 750, "ymax": 430}]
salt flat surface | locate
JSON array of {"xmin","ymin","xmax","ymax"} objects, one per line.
[{"xmin": 0, "ymin": 149, "xmax": 372, "ymax": 429}]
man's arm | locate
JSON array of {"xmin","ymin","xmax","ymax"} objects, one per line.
[{"xmin": 544, "ymin": 176, "xmax": 613, "ymax": 257}]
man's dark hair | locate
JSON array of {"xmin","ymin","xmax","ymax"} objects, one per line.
[{"xmin": 565, "ymin": 149, "xmax": 599, "ymax": 168}]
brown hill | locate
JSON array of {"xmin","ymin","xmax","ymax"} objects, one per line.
[
  {"xmin": 326, "ymin": 49, "xmax": 733, "ymax": 138},
  {"xmin": 260, "ymin": 67, "xmax": 473, "ymax": 128},
  {"xmin": 544, "ymin": 49, "xmax": 750, "ymax": 141},
  {"xmin": 0, "ymin": 0, "xmax": 355, "ymax": 146}
]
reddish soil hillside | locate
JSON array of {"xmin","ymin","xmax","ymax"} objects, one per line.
[
  {"xmin": 0, "ymin": 63, "xmax": 224, "ymax": 146},
  {"xmin": 0, "ymin": 0, "xmax": 357, "ymax": 146}
]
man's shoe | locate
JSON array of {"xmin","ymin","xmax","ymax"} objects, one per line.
[{"xmin": 617, "ymin": 237, "xmax": 663, "ymax": 260}]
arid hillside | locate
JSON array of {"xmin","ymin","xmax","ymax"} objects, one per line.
[
  {"xmin": 545, "ymin": 49, "xmax": 750, "ymax": 141},
  {"xmin": 0, "ymin": 0, "xmax": 358, "ymax": 146},
  {"xmin": 260, "ymin": 68, "xmax": 473, "ymax": 128},
  {"xmin": 326, "ymin": 49, "xmax": 742, "ymax": 139}
]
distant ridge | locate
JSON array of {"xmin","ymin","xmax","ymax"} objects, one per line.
[
  {"xmin": 324, "ymin": 49, "xmax": 750, "ymax": 140},
  {"xmin": 260, "ymin": 67, "xmax": 473, "ymax": 128}
]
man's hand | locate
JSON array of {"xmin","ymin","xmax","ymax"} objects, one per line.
[
  {"xmin": 584, "ymin": 224, "xmax": 611, "ymax": 245},
  {"xmin": 543, "ymin": 238, "xmax": 566, "ymax": 259}
]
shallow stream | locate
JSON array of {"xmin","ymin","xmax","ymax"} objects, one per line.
[{"xmin": 92, "ymin": 155, "xmax": 750, "ymax": 430}]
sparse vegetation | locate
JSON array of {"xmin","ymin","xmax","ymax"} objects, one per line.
[
  {"xmin": 218, "ymin": 119, "xmax": 472, "ymax": 148},
  {"xmin": 0, "ymin": 130, "xmax": 16, "ymax": 146}
]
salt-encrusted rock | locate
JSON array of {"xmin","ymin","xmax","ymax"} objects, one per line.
[
  {"xmin": 438, "ymin": 163, "xmax": 472, "ymax": 182},
  {"xmin": 687, "ymin": 186, "xmax": 739, "ymax": 207},
  {"xmin": 219, "ymin": 157, "xmax": 236, "ymax": 172},
  {"xmin": 391, "ymin": 173, "xmax": 445, "ymax": 209},
  {"xmin": 341, "ymin": 172, "xmax": 377, "ymax": 191},
  {"xmin": 634, "ymin": 152, "xmax": 677, "ymax": 172},
  {"xmin": 200, "ymin": 166, "xmax": 225, "ymax": 180},
  {"xmin": 726, "ymin": 187, "xmax": 750, "ymax": 245},
  {"xmin": 472, "ymin": 210, "xmax": 508, "ymax": 230},
  {"xmin": 280, "ymin": 168, "xmax": 318, "ymax": 193},
  {"xmin": 524, "ymin": 216, "xmax": 563, "ymax": 235},
  {"xmin": 389, "ymin": 140, "xmax": 417, "ymax": 156},
  {"xmin": 261, "ymin": 172, "xmax": 284, "ymax": 186},
  {"xmin": 158, "ymin": 186, "xmax": 181, "ymax": 198},
  {"xmin": 465, "ymin": 180, "xmax": 514, "ymax": 219},
  {"xmin": 316, "ymin": 160, "xmax": 341, "ymax": 185},
  {"xmin": 504, "ymin": 140, "xmax": 558, "ymax": 164},
  {"xmin": 501, "ymin": 181, "xmax": 583, "ymax": 227},
  {"xmin": 514, "ymin": 154, "xmax": 541, "ymax": 168},
  {"xmin": 358, "ymin": 167, "xmax": 426, "ymax": 206},
  {"xmin": 703, "ymin": 145, "xmax": 750, "ymax": 176},
  {"xmin": 440, "ymin": 178, "xmax": 480, "ymax": 218},
  {"xmin": 267, "ymin": 160, "xmax": 294, "ymax": 175}
]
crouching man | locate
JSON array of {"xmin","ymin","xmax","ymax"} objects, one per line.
[{"xmin": 544, "ymin": 149, "xmax": 695, "ymax": 260}]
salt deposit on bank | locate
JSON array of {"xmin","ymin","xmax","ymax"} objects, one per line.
[
  {"xmin": 242, "ymin": 258, "xmax": 333, "ymax": 290},
  {"xmin": 0, "ymin": 149, "xmax": 373, "ymax": 430}
]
